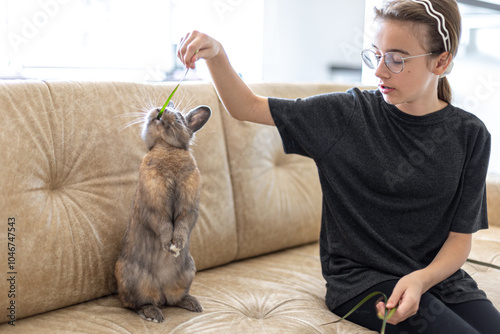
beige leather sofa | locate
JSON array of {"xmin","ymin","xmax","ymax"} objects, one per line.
[{"xmin": 1, "ymin": 80, "xmax": 499, "ymax": 333}]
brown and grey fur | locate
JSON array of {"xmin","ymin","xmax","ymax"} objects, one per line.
[{"xmin": 115, "ymin": 102, "xmax": 211, "ymax": 323}]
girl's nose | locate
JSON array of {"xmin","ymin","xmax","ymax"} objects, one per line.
[{"xmin": 374, "ymin": 58, "xmax": 390, "ymax": 79}]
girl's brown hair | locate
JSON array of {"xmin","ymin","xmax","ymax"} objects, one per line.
[{"xmin": 374, "ymin": 0, "xmax": 461, "ymax": 103}]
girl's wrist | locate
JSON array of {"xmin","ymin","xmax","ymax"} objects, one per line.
[
  {"xmin": 409, "ymin": 269, "xmax": 433, "ymax": 294},
  {"xmin": 205, "ymin": 42, "xmax": 226, "ymax": 66}
]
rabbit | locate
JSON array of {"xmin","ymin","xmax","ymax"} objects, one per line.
[{"xmin": 115, "ymin": 102, "xmax": 211, "ymax": 323}]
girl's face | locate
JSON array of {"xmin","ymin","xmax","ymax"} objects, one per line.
[{"xmin": 372, "ymin": 20, "xmax": 443, "ymax": 114}]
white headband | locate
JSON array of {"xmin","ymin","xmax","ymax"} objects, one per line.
[
  {"xmin": 410, "ymin": 0, "xmax": 451, "ymax": 52},
  {"xmin": 410, "ymin": 0, "xmax": 452, "ymax": 77}
]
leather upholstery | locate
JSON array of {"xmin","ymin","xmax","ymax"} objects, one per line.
[{"xmin": 0, "ymin": 81, "xmax": 498, "ymax": 333}]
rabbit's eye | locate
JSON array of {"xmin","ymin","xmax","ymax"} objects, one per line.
[{"xmin": 175, "ymin": 114, "xmax": 186, "ymax": 126}]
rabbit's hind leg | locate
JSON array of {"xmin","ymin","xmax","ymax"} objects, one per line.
[{"xmin": 138, "ymin": 304, "xmax": 164, "ymax": 323}]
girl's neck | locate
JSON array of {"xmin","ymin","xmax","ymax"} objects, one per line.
[{"xmin": 396, "ymin": 98, "xmax": 448, "ymax": 117}]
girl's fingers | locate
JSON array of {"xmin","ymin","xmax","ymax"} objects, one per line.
[
  {"xmin": 189, "ymin": 49, "xmax": 201, "ymax": 69},
  {"xmin": 387, "ymin": 281, "xmax": 405, "ymax": 309},
  {"xmin": 177, "ymin": 31, "xmax": 220, "ymax": 69},
  {"xmin": 376, "ymin": 301, "xmax": 387, "ymax": 319},
  {"xmin": 177, "ymin": 31, "xmax": 198, "ymax": 67},
  {"xmin": 177, "ymin": 30, "xmax": 222, "ymax": 69}
]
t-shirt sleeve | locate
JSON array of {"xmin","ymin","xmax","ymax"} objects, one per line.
[
  {"xmin": 269, "ymin": 89, "xmax": 358, "ymax": 160},
  {"xmin": 450, "ymin": 120, "xmax": 491, "ymax": 233}
]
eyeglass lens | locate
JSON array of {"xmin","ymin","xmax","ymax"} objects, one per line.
[{"xmin": 361, "ymin": 50, "xmax": 404, "ymax": 73}]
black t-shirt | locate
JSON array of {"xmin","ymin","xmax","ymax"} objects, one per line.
[{"xmin": 269, "ymin": 88, "xmax": 491, "ymax": 310}]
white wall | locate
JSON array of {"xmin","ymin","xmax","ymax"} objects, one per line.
[
  {"xmin": 262, "ymin": 0, "xmax": 366, "ymax": 83},
  {"xmin": 4, "ymin": 0, "xmax": 172, "ymax": 81},
  {"xmin": 170, "ymin": 0, "xmax": 264, "ymax": 82},
  {"xmin": 169, "ymin": 0, "xmax": 365, "ymax": 83}
]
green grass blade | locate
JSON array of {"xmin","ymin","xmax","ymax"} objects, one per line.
[
  {"xmin": 380, "ymin": 300, "xmax": 397, "ymax": 334},
  {"xmin": 386, "ymin": 306, "xmax": 397, "ymax": 320},
  {"xmin": 321, "ymin": 290, "xmax": 397, "ymax": 333},
  {"xmin": 466, "ymin": 258, "xmax": 500, "ymax": 270},
  {"xmin": 157, "ymin": 68, "xmax": 190, "ymax": 119},
  {"xmin": 321, "ymin": 291, "xmax": 388, "ymax": 326},
  {"xmin": 158, "ymin": 84, "xmax": 179, "ymax": 118}
]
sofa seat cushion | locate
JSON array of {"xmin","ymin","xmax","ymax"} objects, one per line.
[
  {"xmin": 3, "ymin": 241, "xmax": 499, "ymax": 333},
  {"xmin": 1, "ymin": 243, "xmax": 375, "ymax": 333}
]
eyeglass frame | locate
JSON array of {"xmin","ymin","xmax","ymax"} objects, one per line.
[{"xmin": 361, "ymin": 49, "xmax": 440, "ymax": 74}]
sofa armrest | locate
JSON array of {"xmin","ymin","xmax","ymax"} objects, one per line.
[{"xmin": 487, "ymin": 175, "xmax": 500, "ymax": 228}]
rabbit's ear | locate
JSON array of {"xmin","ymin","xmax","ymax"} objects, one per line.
[{"xmin": 186, "ymin": 106, "xmax": 211, "ymax": 133}]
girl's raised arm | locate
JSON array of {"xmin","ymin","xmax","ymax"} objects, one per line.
[{"xmin": 177, "ymin": 31, "xmax": 274, "ymax": 126}]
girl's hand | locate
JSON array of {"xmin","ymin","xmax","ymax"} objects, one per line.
[
  {"xmin": 177, "ymin": 30, "xmax": 223, "ymax": 69},
  {"xmin": 376, "ymin": 271, "xmax": 426, "ymax": 325}
]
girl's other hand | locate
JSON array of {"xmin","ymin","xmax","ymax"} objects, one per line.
[
  {"xmin": 376, "ymin": 271, "xmax": 426, "ymax": 325},
  {"xmin": 177, "ymin": 30, "xmax": 222, "ymax": 69}
]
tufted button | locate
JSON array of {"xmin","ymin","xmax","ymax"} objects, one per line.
[{"xmin": 48, "ymin": 179, "xmax": 63, "ymax": 192}]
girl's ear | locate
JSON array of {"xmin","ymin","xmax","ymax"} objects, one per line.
[{"xmin": 434, "ymin": 52, "xmax": 453, "ymax": 77}]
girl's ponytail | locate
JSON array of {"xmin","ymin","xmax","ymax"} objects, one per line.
[{"xmin": 438, "ymin": 77, "xmax": 452, "ymax": 104}]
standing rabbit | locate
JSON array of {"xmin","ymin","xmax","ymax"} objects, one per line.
[{"xmin": 115, "ymin": 102, "xmax": 211, "ymax": 323}]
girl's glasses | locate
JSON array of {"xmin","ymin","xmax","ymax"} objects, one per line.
[{"xmin": 361, "ymin": 49, "xmax": 437, "ymax": 74}]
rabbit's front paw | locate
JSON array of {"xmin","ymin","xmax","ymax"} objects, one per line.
[
  {"xmin": 160, "ymin": 233, "xmax": 173, "ymax": 252},
  {"xmin": 168, "ymin": 238, "xmax": 185, "ymax": 257},
  {"xmin": 161, "ymin": 240, "xmax": 172, "ymax": 253}
]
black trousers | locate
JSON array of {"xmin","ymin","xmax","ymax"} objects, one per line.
[{"xmin": 332, "ymin": 280, "xmax": 500, "ymax": 334}]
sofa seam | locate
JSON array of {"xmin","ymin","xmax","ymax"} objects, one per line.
[{"xmin": 213, "ymin": 83, "xmax": 241, "ymax": 262}]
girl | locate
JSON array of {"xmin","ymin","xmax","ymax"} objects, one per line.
[{"xmin": 177, "ymin": 0, "xmax": 500, "ymax": 332}]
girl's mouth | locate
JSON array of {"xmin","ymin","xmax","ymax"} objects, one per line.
[{"xmin": 379, "ymin": 85, "xmax": 395, "ymax": 94}]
